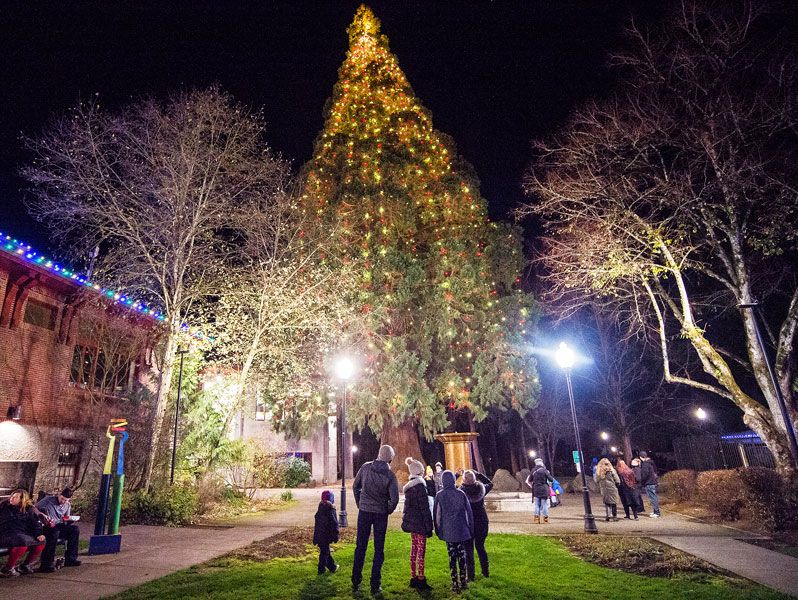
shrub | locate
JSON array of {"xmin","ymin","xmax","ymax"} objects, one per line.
[
  {"xmin": 281, "ymin": 456, "xmax": 311, "ymax": 488},
  {"xmin": 694, "ymin": 469, "xmax": 744, "ymax": 520},
  {"xmin": 738, "ymin": 467, "xmax": 793, "ymax": 531},
  {"xmin": 280, "ymin": 490, "xmax": 294, "ymax": 502},
  {"xmin": 659, "ymin": 469, "xmax": 697, "ymax": 502},
  {"xmin": 123, "ymin": 485, "xmax": 199, "ymax": 526}
]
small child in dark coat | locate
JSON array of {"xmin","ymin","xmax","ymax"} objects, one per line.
[
  {"xmin": 313, "ymin": 490, "xmax": 339, "ymax": 574},
  {"xmin": 434, "ymin": 470, "xmax": 474, "ymax": 593}
]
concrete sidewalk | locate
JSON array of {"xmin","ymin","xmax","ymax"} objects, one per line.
[{"xmin": 1, "ymin": 487, "xmax": 796, "ymax": 598}]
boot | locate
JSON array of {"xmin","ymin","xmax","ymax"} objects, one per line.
[
  {"xmin": 543, "ymin": 516, "xmax": 549, "ymax": 524},
  {"xmin": 533, "ymin": 515, "xmax": 540, "ymax": 524}
]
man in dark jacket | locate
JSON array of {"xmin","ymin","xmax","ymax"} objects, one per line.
[
  {"xmin": 352, "ymin": 444, "xmax": 399, "ymax": 594},
  {"xmin": 459, "ymin": 470, "xmax": 493, "ymax": 580},
  {"xmin": 313, "ymin": 490, "xmax": 340, "ymax": 574},
  {"xmin": 36, "ymin": 487, "xmax": 81, "ymax": 572},
  {"xmin": 638, "ymin": 451, "xmax": 661, "ymax": 518}
]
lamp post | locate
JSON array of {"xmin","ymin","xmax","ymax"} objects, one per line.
[
  {"xmin": 555, "ymin": 342, "xmax": 598, "ymax": 534},
  {"xmin": 335, "ymin": 356, "xmax": 355, "ymax": 528},
  {"xmin": 170, "ymin": 347, "xmax": 188, "ymax": 486},
  {"xmin": 740, "ymin": 302, "xmax": 798, "ymax": 470}
]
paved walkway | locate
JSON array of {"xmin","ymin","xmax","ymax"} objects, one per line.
[{"xmin": 1, "ymin": 487, "xmax": 796, "ymax": 598}]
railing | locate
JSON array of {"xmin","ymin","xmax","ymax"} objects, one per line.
[{"xmin": 673, "ymin": 434, "xmax": 775, "ymax": 470}]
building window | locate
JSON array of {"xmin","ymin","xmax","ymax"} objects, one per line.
[
  {"xmin": 70, "ymin": 345, "xmax": 131, "ymax": 393},
  {"xmin": 255, "ymin": 401, "xmax": 267, "ymax": 421},
  {"xmin": 54, "ymin": 440, "xmax": 82, "ymax": 489},
  {"xmin": 23, "ymin": 298, "xmax": 57, "ymax": 330}
]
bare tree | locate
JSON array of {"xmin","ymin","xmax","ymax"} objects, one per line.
[
  {"xmin": 524, "ymin": 378, "xmax": 573, "ymax": 476},
  {"xmin": 521, "ymin": 1, "xmax": 798, "ymax": 473},
  {"xmin": 22, "ymin": 87, "xmax": 289, "ymax": 489}
]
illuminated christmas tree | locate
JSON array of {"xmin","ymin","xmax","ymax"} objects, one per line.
[{"xmin": 301, "ymin": 5, "xmax": 539, "ymax": 465}]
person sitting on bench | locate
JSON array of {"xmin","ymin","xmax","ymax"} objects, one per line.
[
  {"xmin": 0, "ymin": 489, "xmax": 46, "ymax": 577},
  {"xmin": 36, "ymin": 487, "xmax": 81, "ymax": 572}
]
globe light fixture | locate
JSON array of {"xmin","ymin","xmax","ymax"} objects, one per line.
[
  {"xmin": 695, "ymin": 407, "xmax": 708, "ymax": 420},
  {"xmin": 610, "ymin": 446, "xmax": 618, "ymax": 454},
  {"xmin": 528, "ymin": 450, "xmax": 537, "ymax": 458},
  {"xmin": 334, "ymin": 355, "xmax": 356, "ymax": 528},
  {"xmin": 600, "ymin": 431, "xmax": 609, "ymax": 441},
  {"xmin": 555, "ymin": 341, "xmax": 598, "ymax": 534}
]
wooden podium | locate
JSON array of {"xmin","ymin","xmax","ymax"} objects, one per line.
[{"xmin": 435, "ymin": 432, "xmax": 479, "ymax": 473}]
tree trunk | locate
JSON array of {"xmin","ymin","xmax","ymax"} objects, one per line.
[
  {"xmin": 469, "ymin": 414, "xmax": 486, "ymax": 474},
  {"xmin": 142, "ymin": 326, "xmax": 178, "ymax": 491},
  {"xmin": 518, "ymin": 422, "xmax": 529, "ymax": 470},
  {"xmin": 380, "ymin": 418, "xmax": 423, "ymax": 486},
  {"xmin": 622, "ymin": 432, "xmax": 633, "ymax": 463}
]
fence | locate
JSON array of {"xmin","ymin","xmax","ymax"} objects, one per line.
[{"xmin": 673, "ymin": 432, "xmax": 775, "ymax": 471}]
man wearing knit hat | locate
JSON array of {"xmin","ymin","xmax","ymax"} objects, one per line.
[{"xmin": 352, "ymin": 444, "xmax": 399, "ymax": 595}]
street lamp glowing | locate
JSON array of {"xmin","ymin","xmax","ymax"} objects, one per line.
[
  {"xmin": 528, "ymin": 450, "xmax": 537, "ymax": 458},
  {"xmin": 695, "ymin": 407, "xmax": 708, "ymax": 420},
  {"xmin": 600, "ymin": 431, "xmax": 609, "ymax": 441},
  {"xmin": 610, "ymin": 446, "xmax": 618, "ymax": 454},
  {"xmin": 334, "ymin": 356, "xmax": 355, "ymax": 380},
  {"xmin": 555, "ymin": 342, "xmax": 576, "ymax": 370},
  {"xmin": 351, "ymin": 445, "xmax": 358, "ymax": 454}
]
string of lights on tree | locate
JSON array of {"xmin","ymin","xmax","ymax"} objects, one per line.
[{"xmin": 297, "ymin": 5, "xmax": 539, "ymax": 436}]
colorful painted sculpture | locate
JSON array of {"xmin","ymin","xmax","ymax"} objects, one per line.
[{"xmin": 89, "ymin": 418, "xmax": 127, "ymax": 554}]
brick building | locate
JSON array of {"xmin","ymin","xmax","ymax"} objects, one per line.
[{"xmin": 0, "ymin": 233, "xmax": 163, "ymax": 498}]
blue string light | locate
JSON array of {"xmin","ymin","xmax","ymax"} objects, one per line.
[{"xmin": 0, "ymin": 231, "xmax": 166, "ymax": 322}]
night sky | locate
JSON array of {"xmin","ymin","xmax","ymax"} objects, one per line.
[{"xmin": 1, "ymin": 1, "xmax": 663, "ymax": 252}]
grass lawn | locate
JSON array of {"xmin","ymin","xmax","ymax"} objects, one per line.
[{"xmin": 110, "ymin": 530, "xmax": 789, "ymax": 600}]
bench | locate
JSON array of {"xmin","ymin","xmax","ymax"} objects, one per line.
[{"xmin": 0, "ymin": 536, "xmax": 67, "ymax": 557}]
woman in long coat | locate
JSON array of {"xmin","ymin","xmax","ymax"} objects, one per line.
[{"xmin": 596, "ymin": 458, "xmax": 621, "ymax": 521}]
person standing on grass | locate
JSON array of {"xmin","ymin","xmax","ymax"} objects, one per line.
[
  {"xmin": 459, "ymin": 469, "xmax": 493, "ymax": 580},
  {"xmin": 402, "ymin": 457, "xmax": 433, "ymax": 592},
  {"xmin": 313, "ymin": 490, "xmax": 339, "ymax": 575},
  {"xmin": 596, "ymin": 458, "xmax": 621, "ymax": 521},
  {"xmin": 352, "ymin": 444, "xmax": 399, "ymax": 595},
  {"xmin": 433, "ymin": 470, "xmax": 473, "ymax": 594},
  {"xmin": 0, "ymin": 489, "xmax": 46, "ymax": 577},
  {"xmin": 615, "ymin": 459, "xmax": 641, "ymax": 520},
  {"xmin": 525, "ymin": 458, "xmax": 553, "ymax": 524},
  {"xmin": 639, "ymin": 451, "xmax": 661, "ymax": 518},
  {"xmin": 424, "ymin": 465, "xmax": 437, "ymax": 511}
]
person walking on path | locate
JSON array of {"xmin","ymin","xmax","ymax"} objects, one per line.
[
  {"xmin": 615, "ymin": 459, "xmax": 641, "ymax": 520},
  {"xmin": 352, "ymin": 444, "xmax": 399, "ymax": 595},
  {"xmin": 597, "ymin": 458, "xmax": 621, "ymax": 521},
  {"xmin": 525, "ymin": 458, "xmax": 553, "ymax": 524},
  {"xmin": 402, "ymin": 457, "xmax": 433, "ymax": 592},
  {"xmin": 0, "ymin": 489, "xmax": 46, "ymax": 577},
  {"xmin": 459, "ymin": 469, "xmax": 493, "ymax": 580},
  {"xmin": 433, "ymin": 470, "xmax": 474, "ymax": 594},
  {"xmin": 313, "ymin": 490, "xmax": 339, "ymax": 575},
  {"xmin": 639, "ymin": 451, "xmax": 661, "ymax": 518}
]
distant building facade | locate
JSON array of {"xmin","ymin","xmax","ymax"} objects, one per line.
[{"xmin": 0, "ymin": 234, "xmax": 162, "ymax": 498}]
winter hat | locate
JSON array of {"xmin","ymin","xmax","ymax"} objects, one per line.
[
  {"xmin": 462, "ymin": 470, "xmax": 476, "ymax": 485},
  {"xmin": 441, "ymin": 470, "xmax": 456, "ymax": 489},
  {"xmin": 639, "ymin": 451, "xmax": 648, "ymax": 459},
  {"xmin": 321, "ymin": 490, "xmax": 335, "ymax": 504},
  {"xmin": 60, "ymin": 487, "xmax": 73, "ymax": 498},
  {"xmin": 534, "ymin": 458, "xmax": 544, "ymax": 466},
  {"xmin": 377, "ymin": 444, "xmax": 395, "ymax": 463},
  {"xmin": 405, "ymin": 457, "xmax": 424, "ymax": 478},
  {"xmin": 435, "ymin": 462, "xmax": 443, "ymax": 471}
]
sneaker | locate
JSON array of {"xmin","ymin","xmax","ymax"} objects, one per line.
[
  {"xmin": 409, "ymin": 577, "xmax": 418, "ymax": 588},
  {"xmin": 65, "ymin": 559, "xmax": 82, "ymax": 567},
  {"xmin": 18, "ymin": 564, "xmax": 36, "ymax": 575},
  {"xmin": 416, "ymin": 578, "xmax": 432, "ymax": 591},
  {"xmin": 370, "ymin": 585, "xmax": 383, "ymax": 596},
  {"xmin": 0, "ymin": 567, "xmax": 19, "ymax": 578},
  {"xmin": 330, "ymin": 563, "xmax": 339, "ymax": 574},
  {"xmin": 38, "ymin": 564, "xmax": 56, "ymax": 573},
  {"xmin": 650, "ymin": 513, "xmax": 660, "ymax": 518}
]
